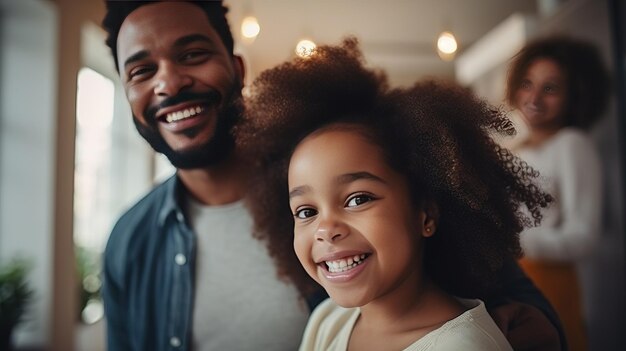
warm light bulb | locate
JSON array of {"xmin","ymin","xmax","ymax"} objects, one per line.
[
  {"xmin": 295, "ymin": 39, "xmax": 317, "ymax": 58},
  {"xmin": 241, "ymin": 16, "xmax": 260, "ymax": 39},
  {"xmin": 437, "ymin": 31, "xmax": 458, "ymax": 55}
]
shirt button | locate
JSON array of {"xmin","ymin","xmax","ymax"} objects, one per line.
[
  {"xmin": 170, "ymin": 336, "xmax": 181, "ymax": 347},
  {"xmin": 175, "ymin": 253, "xmax": 187, "ymax": 266},
  {"xmin": 176, "ymin": 211, "xmax": 184, "ymax": 223}
]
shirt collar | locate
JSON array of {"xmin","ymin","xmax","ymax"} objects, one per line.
[{"xmin": 158, "ymin": 174, "xmax": 186, "ymax": 226}]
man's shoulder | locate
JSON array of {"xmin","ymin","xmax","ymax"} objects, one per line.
[
  {"xmin": 107, "ymin": 176, "xmax": 176, "ymax": 250},
  {"xmin": 119, "ymin": 178, "xmax": 173, "ymax": 222}
]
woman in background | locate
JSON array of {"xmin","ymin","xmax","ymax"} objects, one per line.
[{"xmin": 506, "ymin": 35, "xmax": 611, "ymax": 351}]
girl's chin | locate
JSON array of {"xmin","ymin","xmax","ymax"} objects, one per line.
[{"xmin": 326, "ymin": 291, "xmax": 369, "ymax": 309}]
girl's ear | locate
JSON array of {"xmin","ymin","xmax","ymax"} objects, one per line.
[{"xmin": 420, "ymin": 201, "xmax": 439, "ymax": 238}]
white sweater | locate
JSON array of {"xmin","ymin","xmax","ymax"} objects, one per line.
[
  {"xmin": 516, "ymin": 127, "xmax": 603, "ymax": 261},
  {"xmin": 300, "ymin": 298, "xmax": 512, "ymax": 351}
]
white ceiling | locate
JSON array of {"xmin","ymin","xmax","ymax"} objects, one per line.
[{"xmin": 224, "ymin": 0, "xmax": 538, "ymax": 86}]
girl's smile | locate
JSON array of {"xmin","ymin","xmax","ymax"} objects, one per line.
[
  {"xmin": 316, "ymin": 251, "xmax": 372, "ymax": 282},
  {"xmin": 288, "ymin": 125, "xmax": 435, "ymax": 308}
]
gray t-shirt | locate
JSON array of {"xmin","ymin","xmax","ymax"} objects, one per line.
[{"xmin": 187, "ymin": 198, "xmax": 309, "ymax": 350}]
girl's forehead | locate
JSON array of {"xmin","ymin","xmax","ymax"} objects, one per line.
[
  {"xmin": 303, "ymin": 122, "xmax": 377, "ymax": 145},
  {"xmin": 289, "ymin": 126, "xmax": 388, "ymax": 178},
  {"xmin": 295, "ymin": 124, "xmax": 378, "ymax": 156}
]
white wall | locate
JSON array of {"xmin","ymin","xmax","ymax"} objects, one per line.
[{"xmin": 0, "ymin": 0, "xmax": 58, "ymax": 347}]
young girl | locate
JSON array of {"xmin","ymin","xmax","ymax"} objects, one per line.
[
  {"xmin": 505, "ymin": 36, "xmax": 610, "ymax": 351},
  {"xmin": 237, "ymin": 39, "xmax": 551, "ymax": 350}
]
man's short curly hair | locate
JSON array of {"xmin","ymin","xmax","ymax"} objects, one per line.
[
  {"xmin": 505, "ymin": 35, "xmax": 611, "ymax": 130},
  {"xmin": 102, "ymin": 0, "xmax": 234, "ymax": 72},
  {"xmin": 236, "ymin": 38, "xmax": 551, "ymax": 300}
]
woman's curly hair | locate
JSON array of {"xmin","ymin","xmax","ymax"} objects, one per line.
[
  {"xmin": 505, "ymin": 35, "xmax": 611, "ymax": 130},
  {"xmin": 236, "ymin": 38, "xmax": 551, "ymax": 300}
]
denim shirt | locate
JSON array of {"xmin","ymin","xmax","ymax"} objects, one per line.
[
  {"xmin": 103, "ymin": 176, "xmax": 195, "ymax": 351},
  {"xmin": 102, "ymin": 175, "xmax": 328, "ymax": 351}
]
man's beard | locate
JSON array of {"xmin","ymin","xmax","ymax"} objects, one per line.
[{"xmin": 133, "ymin": 84, "xmax": 243, "ymax": 170}]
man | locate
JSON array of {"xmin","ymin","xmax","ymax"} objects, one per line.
[
  {"xmin": 101, "ymin": 1, "xmax": 564, "ymax": 350},
  {"xmin": 101, "ymin": 1, "xmax": 311, "ymax": 350}
]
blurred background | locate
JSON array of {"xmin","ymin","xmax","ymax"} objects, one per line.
[{"xmin": 0, "ymin": 0, "xmax": 623, "ymax": 350}]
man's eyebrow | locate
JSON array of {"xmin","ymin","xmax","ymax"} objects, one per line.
[
  {"xmin": 172, "ymin": 34, "xmax": 215, "ymax": 48},
  {"xmin": 289, "ymin": 185, "xmax": 312, "ymax": 200},
  {"xmin": 122, "ymin": 34, "xmax": 215, "ymax": 70},
  {"xmin": 336, "ymin": 172, "xmax": 386, "ymax": 185},
  {"xmin": 123, "ymin": 50, "xmax": 150, "ymax": 70}
]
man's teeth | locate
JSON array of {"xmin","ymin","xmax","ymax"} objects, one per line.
[
  {"xmin": 325, "ymin": 254, "xmax": 367, "ymax": 273},
  {"xmin": 165, "ymin": 106, "xmax": 203, "ymax": 123}
]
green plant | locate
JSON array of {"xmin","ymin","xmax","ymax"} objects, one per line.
[
  {"xmin": 75, "ymin": 246, "xmax": 102, "ymax": 324},
  {"xmin": 0, "ymin": 258, "xmax": 34, "ymax": 350}
]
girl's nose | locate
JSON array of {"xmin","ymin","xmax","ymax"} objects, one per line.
[{"xmin": 315, "ymin": 218, "xmax": 350, "ymax": 243}]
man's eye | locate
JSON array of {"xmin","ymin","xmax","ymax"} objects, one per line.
[
  {"xmin": 128, "ymin": 66, "xmax": 154, "ymax": 80},
  {"xmin": 294, "ymin": 208, "xmax": 317, "ymax": 219},
  {"xmin": 346, "ymin": 194, "xmax": 373, "ymax": 207},
  {"xmin": 180, "ymin": 50, "xmax": 210, "ymax": 63}
]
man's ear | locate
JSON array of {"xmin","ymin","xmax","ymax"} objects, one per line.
[
  {"xmin": 421, "ymin": 201, "xmax": 439, "ymax": 238},
  {"xmin": 233, "ymin": 55, "xmax": 246, "ymax": 86}
]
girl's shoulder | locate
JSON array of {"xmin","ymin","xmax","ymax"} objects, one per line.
[
  {"xmin": 407, "ymin": 299, "xmax": 513, "ymax": 351},
  {"xmin": 308, "ymin": 298, "xmax": 360, "ymax": 334},
  {"xmin": 299, "ymin": 298, "xmax": 360, "ymax": 351}
]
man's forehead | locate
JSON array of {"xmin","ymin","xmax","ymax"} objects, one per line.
[
  {"xmin": 117, "ymin": 2, "xmax": 219, "ymax": 60},
  {"xmin": 119, "ymin": 1, "xmax": 215, "ymax": 39}
]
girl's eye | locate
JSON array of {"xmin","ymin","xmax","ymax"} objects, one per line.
[
  {"xmin": 294, "ymin": 208, "xmax": 318, "ymax": 219},
  {"xmin": 346, "ymin": 194, "xmax": 374, "ymax": 208}
]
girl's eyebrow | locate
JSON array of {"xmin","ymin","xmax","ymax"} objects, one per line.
[
  {"xmin": 289, "ymin": 185, "xmax": 312, "ymax": 200},
  {"xmin": 288, "ymin": 172, "xmax": 386, "ymax": 200},
  {"xmin": 336, "ymin": 171, "xmax": 386, "ymax": 185}
]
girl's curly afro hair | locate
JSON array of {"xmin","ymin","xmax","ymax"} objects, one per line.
[{"xmin": 236, "ymin": 38, "xmax": 551, "ymax": 301}]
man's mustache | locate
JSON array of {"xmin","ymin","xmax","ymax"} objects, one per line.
[{"xmin": 144, "ymin": 90, "xmax": 221, "ymax": 125}]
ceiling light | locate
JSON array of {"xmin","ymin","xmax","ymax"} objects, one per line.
[
  {"xmin": 295, "ymin": 39, "xmax": 317, "ymax": 58},
  {"xmin": 241, "ymin": 16, "xmax": 260, "ymax": 40},
  {"xmin": 437, "ymin": 31, "xmax": 458, "ymax": 61},
  {"xmin": 437, "ymin": 31, "xmax": 458, "ymax": 54}
]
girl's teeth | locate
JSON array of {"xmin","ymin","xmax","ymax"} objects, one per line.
[{"xmin": 325, "ymin": 255, "xmax": 368, "ymax": 273}]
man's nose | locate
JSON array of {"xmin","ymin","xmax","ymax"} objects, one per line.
[{"xmin": 153, "ymin": 63, "xmax": 193, "ymax": 97}]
